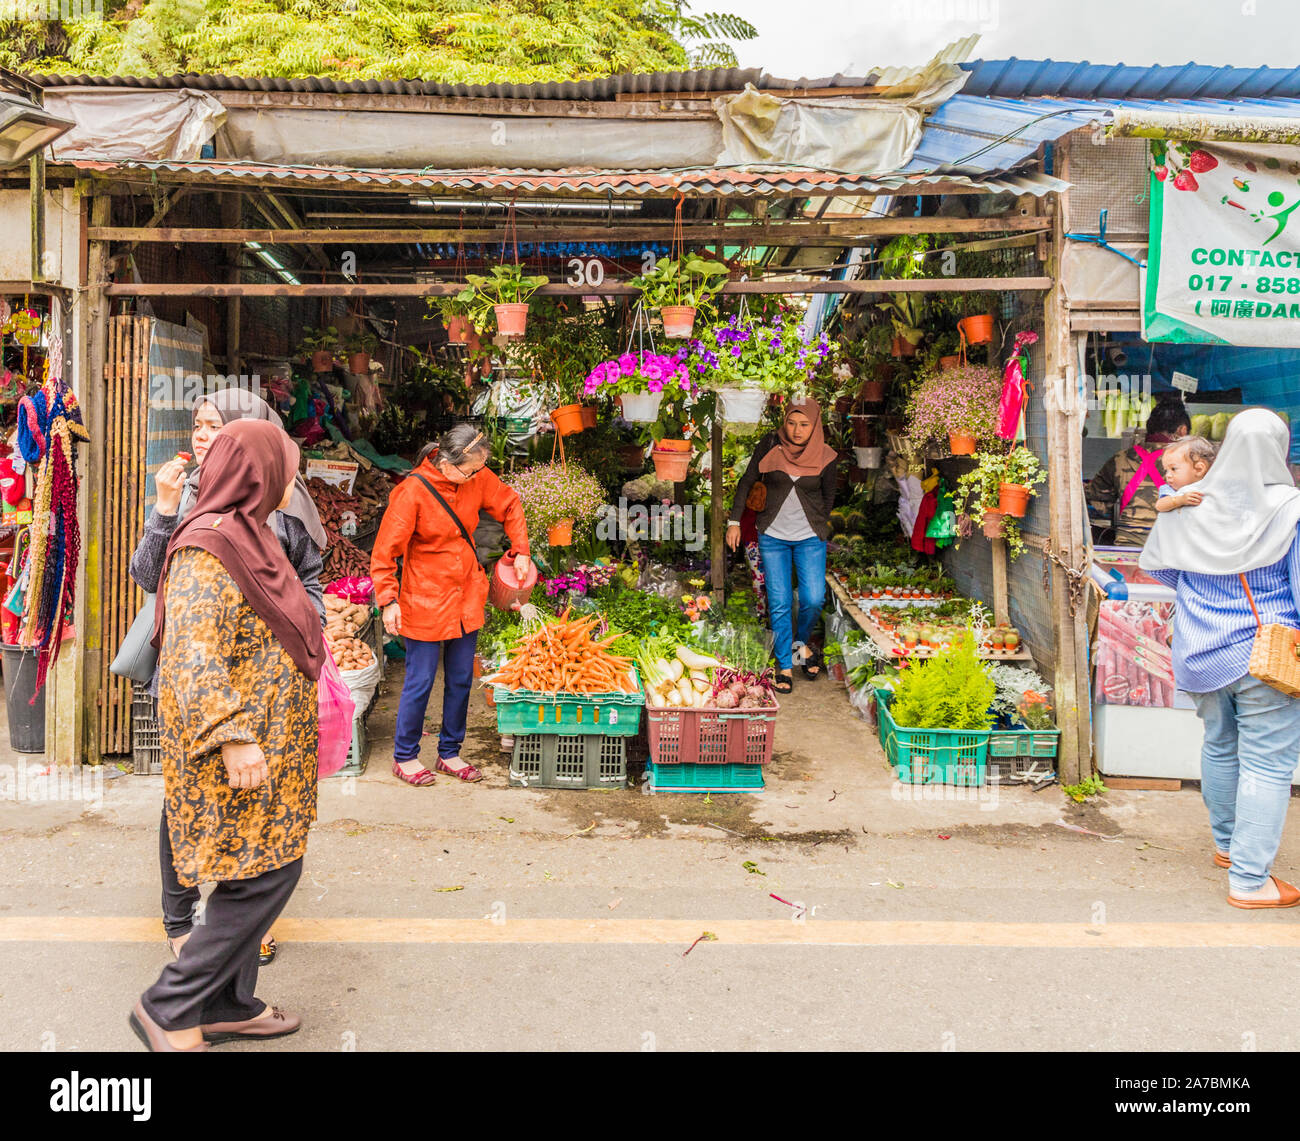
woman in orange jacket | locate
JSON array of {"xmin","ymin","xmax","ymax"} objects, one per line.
[{"xmin": 371, "ymin": 424, "xmax": 530, "ymax": 786}]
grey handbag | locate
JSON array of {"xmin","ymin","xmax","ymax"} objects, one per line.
[{"xmin": 109, "ymin": 594, "xmax": 158, "ymax": 683}]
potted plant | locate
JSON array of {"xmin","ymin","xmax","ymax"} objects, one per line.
[
  {"xmin": 344, "ymin": 329, "xmax": 380, "ymax": 375},
  {"xmin": 507, "ymin": 461, "xmax": 606, "ymax": 550},
  {"xmin": 648, "ymin": 389, "xmax": 697, "ymax": 482},
  {"xmin": 300, "ymin": 325, "xmax": 340, "ymax": 373},
  {"xmin": 507, "ymin": 300, "xmax": 620, "ymax": 433},
  {"xmin": 995, "ymin": 446, "xmax": 1046, "ymax": 518},
  {"xmin": 583, "ymin": 347, "xmax": 693, "ymax": 425},
  {"xmin": 458, "ymin": 263, "xmax": 549, "ymax": 339},
  {"xmin": 630, "ymin": 253, "xmax": 730, "ymax": 340},
  {"xmin": 878, "ymin": 295, "xmax": 925, "ymax": 358},
  {"xmin": 952, "ymin": 452, "xmax": 1030, "ymax": 558},
  {"xmin": 958, "ymin": 313, "xmax": 996, "ymax": 346},
  {"xmin": 903, "ymin": 362, "xmax": 1001, "ymax": 456},
  {"xmin": 429, "ymin": 294, "xmax": 476, "ymax": 344}
]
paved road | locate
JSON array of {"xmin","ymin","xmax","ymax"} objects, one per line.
[{"xmin": 3, "ymin": 674, "xmax": 1299, "ymax": 1052}]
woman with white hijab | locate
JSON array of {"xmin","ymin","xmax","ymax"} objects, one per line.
[{"xmin": 1141, "ymin": 409, "xmax": 1300, "ymax": 909}]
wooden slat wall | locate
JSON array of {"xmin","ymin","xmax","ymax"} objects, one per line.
[{"xmin": 98, "ymin": 315, "xmax": 150, "ymax": 755}]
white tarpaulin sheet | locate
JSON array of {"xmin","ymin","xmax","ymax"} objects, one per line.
[{"xmin": 42, "ymin": 88, "xmax": 226, "ymax": 161}]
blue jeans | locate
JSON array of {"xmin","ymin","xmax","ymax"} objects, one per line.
[
  {"xmin": 1189, "ymin": 674, "xmax": 1300, "ymax": 893},
  {"xmin": 757, "ymin": 533, "xmax": 827, "ymax": 671},
  {"xmin": 394, "ymin": 629, "xmax": 479, "ymax": 763}
]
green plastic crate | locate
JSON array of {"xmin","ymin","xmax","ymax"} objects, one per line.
[
  {"xmin": 646, "ymin": 761, "xmax": 765, "ymax": 793},
  {"xmin": 329, "ymin": 717, "xmax": 368, "ymax": 778},
  {"xmin": 509, "ymin": 733, "xmax": 627, "ymax": 789},
  {"xmin": 493, "ymin": 668, "xmax": 644, "ymax": 737},
  {"xmin": 877, "ymin": 694, "xmax": 988, "ymax": 787},
  {"xmin": 988, "ymin": 727, "xmax": 1060, "ymax": 760}
]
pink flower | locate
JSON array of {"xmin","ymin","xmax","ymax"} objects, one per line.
[{"xmin": 619, "ymin": 353, "xmax": 636, "ymax": 376}]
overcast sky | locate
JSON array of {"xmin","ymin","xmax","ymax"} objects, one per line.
[{"xmin": 726, "ymin": 0, "xmax": 1300, "ymax": 78}]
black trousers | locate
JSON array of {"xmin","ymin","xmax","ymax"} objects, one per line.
[
  {"xmin": 159, "ymin": 807, "xmax": 202, "ymax": 938},
  {"xmin": 142, "ymin": 857, "xmax": 302, "ymax": 1031}
]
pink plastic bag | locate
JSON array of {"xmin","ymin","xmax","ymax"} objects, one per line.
[{"xmin": 317, "ymin": 641, "xmax": 356, "ymax": 778}]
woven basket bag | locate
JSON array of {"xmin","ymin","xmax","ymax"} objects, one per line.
[{"xmin": 1241, "ymin": 575, "xmax": 1300, "ymax": 698}]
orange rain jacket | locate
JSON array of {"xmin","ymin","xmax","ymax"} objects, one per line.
[{"xmin": 371, "ymin": 458, "xmax": 529, "ymax": 643}]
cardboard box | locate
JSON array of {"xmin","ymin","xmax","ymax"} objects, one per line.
[{"xmin": 305, "ymin": 459, "xmax": 359, "ymax": 494}]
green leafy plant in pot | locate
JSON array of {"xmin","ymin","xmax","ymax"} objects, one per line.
[
  {"xmin": 458, "ymin": 264, "xmax": 549, "ymax": 340},
  {"xmin": 343, "ymin": 329, "xmax": 380, "ymax": 374},
  {"xmin": 429, "ymin": 294, "xmax": 477, "ymax": 344},
  {"xmin": 300, "ymin": 325, "xmax": 340, "ymax": 373},
  {"xmin": 630, "ymin": 253, "xmax": 730, "ymax": 339},
  {"xmin": 951, "ymin": 448, "xmax": 1040, "ymax": 560}
]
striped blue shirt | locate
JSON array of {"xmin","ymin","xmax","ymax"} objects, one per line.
[{"xmin": 1143, "ymin": 528, "xmax": 1300, "ymax": 693}]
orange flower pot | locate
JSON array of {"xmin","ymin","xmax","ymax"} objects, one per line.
[
  {"xmin": 494, "ymin": 302, "xmax": 530, "ymax": 338},
  {"xmin": 347, "ymin": 351, "xmax": 371, "ymax": 375},
  {"xmin": 547, "ymin": 518, "xmax": 574, "ymax": 546},
  {"xmin": 580, "ymin": 404, "xmax": 598, "ymax": 430},
  {"xmin": 891, "ymin": 335, "xmax": 917, "ymax": 358},
  {"xmin": 659, "ymin": 305, "xmax": 696, "ymax": 339},
  {"xmin": 311, "ymin": 350, "xmax": 334, "ymax": 373},
  {"xmin": 445, "ymin": 314, "xmax": 472, "ymax": 344},
  {"xmin": 948, "ymin": 433, "xmax": 977, "ymax": 455},
  {"xmin": 998, "ymin": 482, "xmax": 1031, "ymax": 518},
  {"xmin": 958, "ymin": 314, "xmax": 995, "ymax": 345},
  {"xmin": 550, "ymin": 404, "xmax": 586, "ymax": 436},
  {"xmin": 982, "ymin": 510, "xmax": 1005, "ymax": 539},
  {"xmin": 939, "ymin": 355, "xmax": 960, "ymax": 371},
  {"xmin": 652, "ymin": 438, "xmax": 692, "ymax": 483}
]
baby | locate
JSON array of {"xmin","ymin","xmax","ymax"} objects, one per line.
[{"xmin": 1156, "ymin": 435, "xmax": 1217, "ymax": 512}]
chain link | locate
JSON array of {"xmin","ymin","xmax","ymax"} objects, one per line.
[{"xmin": 1042, "ymin": 539, "xmax": 1091, "ymax": 617}]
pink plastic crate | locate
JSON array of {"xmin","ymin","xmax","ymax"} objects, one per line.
[{"xmin": 646, "ymin": 699, "xmax": 779, "ymax": 766}]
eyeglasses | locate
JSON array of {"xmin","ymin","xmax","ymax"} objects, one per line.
[{"xmin": 453, "ymin": 461, "xmax": 485, "ymax": 478}]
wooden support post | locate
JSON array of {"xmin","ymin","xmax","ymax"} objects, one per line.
[
  {"xmin": 1042, "ymin": 143, "xmax": 1092, "ymax": 787},
  {"xmin": 30, "ymin": 150, "xmax": 45, "ymax": 282},
  {"xmin": 990, "ymin": 538, "xmax": 1009, "ymax": 626},
  {"xmin": 222, "ymin": 191, "xmax": 242, "ymax": 375},
  {"xmin": 711, "ymin": 416, "xmax": 724, "ymax": 605},
  {"xmin": 80, "ymin": 192, "xmax": 111, "ymax": 766}
]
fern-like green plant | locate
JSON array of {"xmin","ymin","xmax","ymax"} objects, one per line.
[{"xmin": 889, "ymin": 633, "xmax": 995, "ymax": 731}]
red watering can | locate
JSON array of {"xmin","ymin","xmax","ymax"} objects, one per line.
[{"xmin": 488, "ymin": 552, "xmax": 537, "ymax": 612}]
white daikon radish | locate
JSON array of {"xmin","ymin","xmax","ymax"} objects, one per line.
[
  {"xmin": 689, "ymin": 669, "xmax": 709, "ymax": 683},
  {"xmin": 668, "ymin": 658, "xmax": 686, "ymax": 681},
  {"xmin": 677, "ymin": 678, "xmax": 695, "ymax": 705},
  {"xmin": 676, "ymin": 645, "xmax": 724, "ymax": 670},
  {"xmin": 691, "ymin": 677, "xmax": 710, "ymax": 694},
  {"xmin": 666, "ymin": 688, "xmax": 683, "ymax": 706},
  {"xmin": 647, "ymin": 688, "xmax": 666, "ymax": 708},
  {"xmin": 653, "ymin": 659, "xmax": 675, "ymax": 682}
]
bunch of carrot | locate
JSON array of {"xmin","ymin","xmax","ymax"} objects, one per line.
[{"xmin": 482, "ymin": 608, "xmax": 637, "ymax": 694}]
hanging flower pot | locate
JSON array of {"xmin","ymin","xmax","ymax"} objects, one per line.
[
  {"xmin": 652, "ymin": 439, "xmax": 692, "ymax": 483},
  {"xmin": 859, "ymin": 379, "xmax": 887, "ymax": 403},
  {"xmin": 939, "ymin": 355, "xmax": 961, "ymax": 371},
  {"xmin": 550, "ymin": 404, "xmax": 586, "ymax": 436},
  {"xmin": 890, "ymin": 335, "xmax": 917, "ymax": 358},
  {"xmin": 982, "ymin": 510, "xmax": 1006, "ymax": 540},
  {"xmin": 311, "ymin": 350, "xmax": 334, "ymax": 373},
  {"xmin": 494, "ymin": 303, "xmax": 530, "ymax": 338},
  {"xmin": 958, "ymin": 314, "xmax": 995, "ymax": 345},
  {"xmin": 580, "ymin": 404, "xmax": 598, "ymax": 430},
  {"xmin": 998, "ymin": 482, "xmax": 1032, "ymax": 518},
  {"xmin": 853, "ymin": 446, "xmax": 883, "ymax": 468},
  {"xmin": 547, "ymin": 518, "xmax": 574, "ymax": 546},
  {"xmin": 948, "ymin": 433, "xmax": 977, "ymax": 455},
  {"xmin": 446, "ymin": 314, "xmax": 472, "ymax": 344},
  {"xmin": 659, "ymin": 305, "xmax": 697, "ymax": 339},
  {"xmin": 851, "ymin": 416, "xmax": 875, "ymax": 447},
  {"xmin": 618, "ymin": 391, "xmax": 665, "ymax": 423},
  {"xmin": 717, "ymin": 386, "xmax": 768, "ymax": 428},
  {"xmin": 834, "ymin": 395, "xmax": 854, "ymax": 415},
  {"xmin": 347, "ymin": 351, "xmax": 371, "ymax": 375}
]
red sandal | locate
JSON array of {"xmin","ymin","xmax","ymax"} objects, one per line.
[
  {"xmin": 392, "ymin": 760, "xmax": 436, "ymax": 787},
  {"xmin": 436, "ymin": 756, "xmax": 484, "ymax": 783}
]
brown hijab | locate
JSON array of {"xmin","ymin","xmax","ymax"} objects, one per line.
[
  {"xmin": 758, "ymin": 397, "xmax": 839, "ymax": 479},
  {"xmin": 153, "ymin": 419, "xmax": 325, "ymax": 682},
  {"xmin": 184, "ymin": 386, "xmax": 329, "ymax": 552}
]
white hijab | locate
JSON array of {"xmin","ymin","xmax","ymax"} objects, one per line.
[{"xmin": 1140, "ymin": 408, "xmax": 1300, "ymax": 575}]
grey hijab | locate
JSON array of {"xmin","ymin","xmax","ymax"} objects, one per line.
[{"xmin": 184, "ymin": 387, "xmax": 329, "ymax": 551}]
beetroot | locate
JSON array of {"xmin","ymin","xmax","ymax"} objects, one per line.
[
  {"xmin": 739, "ymin": 697, "xmax": 759, "ymax": 709},
  {"xmin": 715, "ymin": 690, "xmax": 739, "ymax": 709},
  {"xmin": 729, "ymin": 680, "xmax": 747, "ymax": 698},
  {"xmin": 745, "ymin": 685, "xmax": 767, "ymax": 702}
]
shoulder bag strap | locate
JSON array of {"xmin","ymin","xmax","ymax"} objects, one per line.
[
  {"xmin": 411, "ymin": 472, "xmax": 476, "ymax": 554},
  {"xmin": 1240, "ymin": 573, "xmax": 1264, "ymax": 632}
]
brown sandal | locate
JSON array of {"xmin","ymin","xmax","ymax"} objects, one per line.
[{"xmin": 1228, "ymin": 875, "xmax": 1300, "ymax": 909}]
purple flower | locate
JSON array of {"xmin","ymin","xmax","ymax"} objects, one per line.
[{"xmin": 731, "ymin": 345, "xmax": 742, "ymax": 357}]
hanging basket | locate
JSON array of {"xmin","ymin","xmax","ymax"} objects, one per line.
[
  {"xmin": 850, "ymin": 415, "xmax": 875, "ymax": 447},
  {"xmin": 998, "ymin": 482, "xmax": 1031, "ymax": 518},
  {"xmin": 958, "ymin": 314, "xmax": 995, "ymax": 345},
  {"xmin": 445, "ymin": 314, "xmax": 472, "ymax": 344},
  {"xmin": 659, "ymin": 305, "xmax": 697, "ymax": 340},
  {"xmin": 652, "ymin": 439, "xmax": 692, "ymax": 483},
  {"xmin": 982, "ymin": 510, "xmax": 1006, "ymax": 539},
  {"xmin": 550, "ymin": 404, "xmax": 586, "ymax": 436},
  {"xmin": 494, "ymin": 303, "xmax": 530, "ymax": 338},
  {"xmin": 859, "ymin": 379, "xmax": 886, "ymax": 403},
  {"xmin": 311, "ymin": 350, "xmax": 334, "ymax": 373},
  {"xmin": 618, "ymin": 391, "xmax": 664, "ymax": 423},
  {"xmin": 347, "ymin": 351, "xmax": 371, "ymax": 375},
  {"xmin": 716, "ymin": 386, "xmax": 768, "ymax": 426},
  {"xmin": 948, "ymin": 432, "xmax": 977, "ymax": 456},
  {"xmin": 547, "ymin": 518, "xmax": 574, "ymax": 547}
]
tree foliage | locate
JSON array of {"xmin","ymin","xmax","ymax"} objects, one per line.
[{"xmin": 0, "ymin": 0, "xmax": 756, "ymax": 80}]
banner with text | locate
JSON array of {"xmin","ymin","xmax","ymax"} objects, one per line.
[{"xmin": 1144, "ymin": 139, "xmax": 1300, "ymax": 347}]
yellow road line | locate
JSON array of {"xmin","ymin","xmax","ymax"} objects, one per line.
[{"xmin": 2, "ymin": 917, "xmax": 1299, "ymax": 948}]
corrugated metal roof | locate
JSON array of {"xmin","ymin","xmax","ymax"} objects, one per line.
[
  {"xmin": 914, "ymin": 95, "xmax": 1300, "ymax": 174},
  {"xmin": 959, "ymin": 58, "xmax": 1300, "ymax": 101},
  {"xmin": 62, "ymin": 157, "xmax": 1066, "ymax": 197}
]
